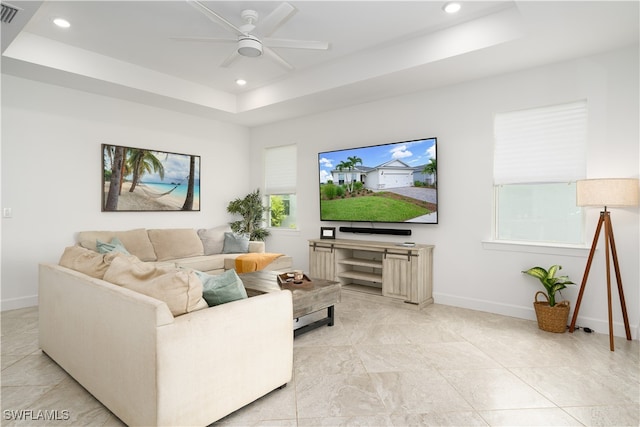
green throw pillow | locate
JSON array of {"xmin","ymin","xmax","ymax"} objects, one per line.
[
  {"xmin": 221, "ymin": 232, "xmax": 250, "ymax": 254},
  {"xmin": 195, "ymin": 269, "xmax": 248, "ymax": 306},
  {"xmin": 96, "ymin": 237, "xmax": 131, "ymax": 255}
]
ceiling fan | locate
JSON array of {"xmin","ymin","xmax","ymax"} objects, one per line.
[{"xmin": 175, "ymin": 1, "xmax": 330, "ymax": 70}]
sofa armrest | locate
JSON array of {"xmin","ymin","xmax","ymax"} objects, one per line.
[
  {"xmin": 249, "ymin": 240, "xmax": 265, "ymax": 253},
  {"xmin": 39, "ymin": 263, "xmax": 174, "ymax": 426},
  {"xmin": 155, "ymin": 290, "xmax": 293, "ymax": 425}
]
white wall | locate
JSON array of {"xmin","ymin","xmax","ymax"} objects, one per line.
[
  {"xmin": 249, "ymin": 46, "xmax": 640, "ymax": 338},
  {"xmin": 2, "ymin": 47, "xmax": 638, "ymax": 339},
  {"xmin": 1, "ymin": 75, "xmax": 251, "ymax": 310}
]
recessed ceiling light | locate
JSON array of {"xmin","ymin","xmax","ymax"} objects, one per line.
[
  {"xmin": 443, "ymin": 2, "xmax": 461, "ymax": 14},
  {"xmin": 236, "ymin": 79, "xmax": 247, "ymax": 86},
  {"xmin": 53, "ymin": 18, "xmax": 71, "ymax": 28}
]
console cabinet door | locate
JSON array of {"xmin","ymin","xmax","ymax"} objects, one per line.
[
  {"xmin": 309, "ymin": 244, "xmax": 335, "ymax": 280},
  {"xmin": 382, "ymin": 253, "xmax": 412, "ymax": 301}
]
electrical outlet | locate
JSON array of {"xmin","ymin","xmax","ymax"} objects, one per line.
[{"xmin": 3, "ymin": 208, "xmax": 12, "ymax": 218}]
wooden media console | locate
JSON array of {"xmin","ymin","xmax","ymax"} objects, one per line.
[{"xmin": 309, "ymin": 238, "xmax": 434, "ymax": 308}]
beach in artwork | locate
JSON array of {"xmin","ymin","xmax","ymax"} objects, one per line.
[
  {"xmin": 104, "ymin": 182, "xmax": 200, "ymax": 211},
  {"xmin": 102, "ymin": 144, "xmax": 200, "ymax": 211}
]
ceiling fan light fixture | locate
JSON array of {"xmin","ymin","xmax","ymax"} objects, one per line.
[{"xmin": 238, "ymin": 36, "xmax": 262, "ymax": 57}]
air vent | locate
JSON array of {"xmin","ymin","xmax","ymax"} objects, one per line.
[{"xmin": 1, "ymin": 3, "xmax": 19, "ymax": 24}]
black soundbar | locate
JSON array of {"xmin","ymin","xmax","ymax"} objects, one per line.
[{"xmin": 339, "ymin": 226, "xmax": 411, "ymax": 236}]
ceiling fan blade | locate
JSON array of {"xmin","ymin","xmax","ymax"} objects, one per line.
[
  {"xmin": 264, "ymin": 38, "xmax": 330, "ymax": 50},
  {"xmin": 187, "ymin": 1, "xmax": 244, "ymax": 36},
  {"xmin": 263, "ymin": 46, "xmax": 294, "ymax": 71},
  {"xmin": 259, "ymin": 2, "xmax": 296, "ymax": 36},
  {"xmin": 170, "ymin": 36, "xmax": 236, "ymax": 43},
  {"xmin": 220, "ymin": 50, "xmax": 241, "ymax": 68}
]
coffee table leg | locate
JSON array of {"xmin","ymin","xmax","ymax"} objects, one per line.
[{"xmin": 293, "ymin": 305, "xmax": 336, "ymax": 337}]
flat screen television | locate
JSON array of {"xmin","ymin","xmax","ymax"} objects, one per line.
[{"xmin": 318, "ymin": 137, "xmax": 437, "ymax": 224}]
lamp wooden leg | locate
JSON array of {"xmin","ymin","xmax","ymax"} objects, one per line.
[
  {"xmin": 605, "ymin": 214, "xmax": 632, "ymax": 341},
  {"xmin": 569, "ymin": 213, "xmax": 604, "ymax": 333},
  {"xmin": 604, "ymin": 214, "xmax": 614, "ymax": 351}
]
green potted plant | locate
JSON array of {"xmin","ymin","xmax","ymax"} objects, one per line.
[
  {"xmin": 522, "ymin": 265, "xmax": 575, "ymax": 333},
  {"xmin": 226, "ymin": 188, "xmax": 270, "ymax": 241}
]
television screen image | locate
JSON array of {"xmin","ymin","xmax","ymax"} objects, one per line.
[{"xmin": 318, "ymin": 137, "xmax": 437, "ymax": 224}]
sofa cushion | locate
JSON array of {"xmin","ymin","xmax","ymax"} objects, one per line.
[
  {"xmin": 197, "ymin": 225, "xmax": 231, "ymax": 255},
  {"xmin": 248, "ymin": 241, "xmax": 265, "ymax": 254},
  {"xmin": 96, "ymin": 237, "xmax": 131, "ymax": 255},
  {"xmin": 173, "ymin": 255, "xmax": 226, "ymax": 273},
  {"xmin": 222, "ymin": 232, "xmax": 250, "ymax": 254},
  {"xmin": 104, "ymin": 256, "xmax": 204, "ymax": 317},
  {"xmin": 195, "ymin": 269, "xmax": 248, "ymax": 306},
  {"xmin": 59, "ymin": 245, "xmax": 125, "ymax": 279},
  {"xmin": 147, "ymin": 229, "xmax": 204, "ymax": 261},
  {"xmin": 77, "ymin": 229, "xmax": 157, "ymax": 262}
]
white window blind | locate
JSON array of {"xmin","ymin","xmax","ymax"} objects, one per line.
[
  {"xmin": 494, "ymin": 101, "xmax": 587, "ymax": 185},
  {"xmin": 265, "ymin": 144, "xmax": 297, "ymax": 194}
]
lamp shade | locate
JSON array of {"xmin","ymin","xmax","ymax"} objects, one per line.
[{"xmin": 576, "ymin": 178, "xmax": 639, "ymax": 207}]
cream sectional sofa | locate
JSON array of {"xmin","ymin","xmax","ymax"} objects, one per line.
[
  {"xmin": 76, "ymin": 226, "xmax": 292, "ymax": 274},
  {"xmin": 39, "ymin": 245, "xmax": 294, "ymax": 425}
]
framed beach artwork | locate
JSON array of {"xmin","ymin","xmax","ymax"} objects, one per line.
[{"xmin": 102, "ymin": 144, "xmax": 200, "ymax": 212}]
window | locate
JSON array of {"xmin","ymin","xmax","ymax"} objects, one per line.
[
  {"xmin": 265, "ymin": 144, "xmax": 297, "ymax": 229},
  {"xmin": 493, "ymin": 101, "xmax": 587, "ymax": 244}
]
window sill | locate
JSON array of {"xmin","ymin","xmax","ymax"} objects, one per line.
[
  {"xmin": 267, "ymin": 227, "xmax": 300, "ymax": 234},
  {"xmin": 482, "ymin": 240, "xmax": 591, "ymax": 257}
]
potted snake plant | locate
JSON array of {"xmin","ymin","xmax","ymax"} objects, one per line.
[{"xmin": 522, "ymin": 265, "xmax": 575, "ymax": 333}]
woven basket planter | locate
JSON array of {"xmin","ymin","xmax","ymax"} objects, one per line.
[{"xmin": 533, "ymin": 291, "xmax": 570, "ymax": 333}]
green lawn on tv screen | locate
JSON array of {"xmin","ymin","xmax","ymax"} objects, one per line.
[{"xmin": 320, "ymin": 195, "xmax": 429, "ymax": 222}]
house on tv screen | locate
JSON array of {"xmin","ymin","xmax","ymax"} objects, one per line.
[{"xmin": 331, "ymin": 160, "xmax": 435, "ymax": 190}]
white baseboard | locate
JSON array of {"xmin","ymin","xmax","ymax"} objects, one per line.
[
  {"xmin": 433, "ymin": 292, "xmax": 638, "ymax": 340},
  {"xmin": 1, "ymin": 295, "xmax": 38, "ymax": 312},
  {"xmin": 434, "ymin": 292, "xmax": 537, "ymax": 320}
]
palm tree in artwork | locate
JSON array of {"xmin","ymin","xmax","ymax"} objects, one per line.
[
  {"xmin": 181, "ymin": 155, "xmax": 197, "ymax": 211},
  {"xmin": 128, "ymin": 150, "xmax": 164, "ymax": 193},
  {"xmin": 104, "ymin": 145, "xmax": 125, "ymax": 210},
  {"xmin": 347, "ymin": 156, "xmax": 362, "ymax": 192},
  {"xmin": 422, "ymin": 158, "xmax": 437, "ymax": 187},
  {"xmin": 118, "ymin": 152, "xmax": 132, "ymax": 195}
]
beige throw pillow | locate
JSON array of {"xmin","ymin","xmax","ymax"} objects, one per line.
[
  {"xmin": 77, "ymin": 229, "xmax": 157, "ymax": 262},
  {"xmin": 59, "ymin": 245, "xmax": 125, "ymax": 279},
  {"xmin": 103, "ymin": 256, "xmax": 204, "ymax": 317},
  {"xmin": 197, "ymin": 225, "xmax": 231, "ymax": 255},
  {"xmin": 147, "ymin": 229, "xmax": 204, "ymax": 261}
]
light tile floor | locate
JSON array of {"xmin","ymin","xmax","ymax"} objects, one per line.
[{"xmin": 2, "ymin": 293, "xmax": 638, "ymax": 426}]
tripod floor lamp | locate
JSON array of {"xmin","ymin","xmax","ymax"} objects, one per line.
[{"xmin": 569, "ymin": 178, "xmax": 639, "ymax": 351}]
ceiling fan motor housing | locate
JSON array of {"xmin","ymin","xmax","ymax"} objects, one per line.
[{"xmin": 238, "ymin": 35, "xmax": 262, "ymax": 57}]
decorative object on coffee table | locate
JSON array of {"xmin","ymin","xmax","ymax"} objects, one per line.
[{"xmin": 277, "ymin": 271, "xmax": 312, "ymax": 287}]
